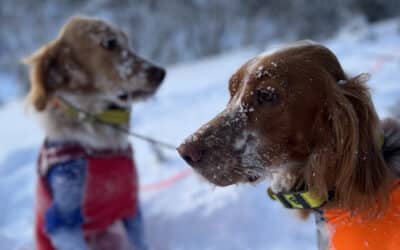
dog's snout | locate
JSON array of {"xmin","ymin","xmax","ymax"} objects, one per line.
[
  {"xmin": 177, "ymin": 142, "xmax": 204, "ymax": 166},
  {"xmin": 147, "ymin": 66, "xmax": 166, "ymax": 84}
]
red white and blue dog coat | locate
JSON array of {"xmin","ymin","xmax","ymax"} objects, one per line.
[{"xmin": 35, "ymin": 141, "xmax": 147, "ymax": 250}]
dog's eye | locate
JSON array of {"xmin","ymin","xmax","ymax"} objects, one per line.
[
  {"xmin": 256, "ymin": 87, "xmax": 278, "ymax": 105},
  {"xmin": 102, "ymin": 37, "xmax": 118, "ymax": 50}
]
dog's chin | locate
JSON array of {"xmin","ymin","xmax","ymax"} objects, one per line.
[
  {"xmin": 194, "ymin": 167, "xmax": 264, "ymax": 187},
  {"xmin": 130, "ymin": 89, "xmax": 155, "ymax": 101},
  {"xmin": 112, "ymin": 88, "xmax": 158, "ymax": 107},
  {"xmin": 202, "ymin": 175, "xmax": 236, "ymax": 187}
]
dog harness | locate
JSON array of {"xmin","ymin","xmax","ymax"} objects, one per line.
[
  {"xmin": 323, "ymin": 182, "xmax": 400, "ymax": 250},
  {"xmin": 269, "ymin": 182, "xmax": 400, "ymax": 250},
  {"xmin": 267, "ymin": 134, "xmax": 399, "ymax": 249},
  {"xmin": 35, "ymin": 141, "xmax": 145, "ymax": 250}
]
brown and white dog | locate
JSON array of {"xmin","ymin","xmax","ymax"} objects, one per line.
[
  {"xmin": 25, "ymin": 16, "xmax": 165, "ymax": 250},
  {"xmin": 26, "ymin": 16, "xmax": 165, "ymax": 149},
  {"xmin": 178, "ymin": 41, "xmax": 400, "ymax": 250}
]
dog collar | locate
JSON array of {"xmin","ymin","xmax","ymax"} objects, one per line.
[
  {"xmin": 268, "ymin": 134, "xmax": 385, "ymax": 209},
  {"xmin": 267, "ymin": 187, "xmax": 327, "ymax": 209},
  {"xmin": 53, "ymin": 97, "xmax": 130, "ymax": 125}
]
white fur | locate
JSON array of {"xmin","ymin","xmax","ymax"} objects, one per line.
[
  {"xmin": 270, "ymin": 165, "xmax": 298, "ymax": 193},
  {"xmin": 36, "ymin": 93, "xmax": 130, "ymax": 150},
  {"xmin": 231, "ymin": 56, "xmax": 261, "ymax": 107}
]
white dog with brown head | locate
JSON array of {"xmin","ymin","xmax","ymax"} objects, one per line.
[
  {"xmin": 25, "ymin": 16, "xmax": 165, "ymax": 250},
  {"xmin": 26, "ymin": 16, "xmax": 165, "ymax": 149}
]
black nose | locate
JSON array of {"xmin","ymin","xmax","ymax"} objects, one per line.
[
  {"xmin": 177, "ymin": 142, "xmax": 204, "ymax": 165},
  {"xmin": 147, "ymin": 66, "xmax": 166, "ymax": 83}
]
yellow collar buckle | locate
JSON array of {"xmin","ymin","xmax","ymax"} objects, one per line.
[
  {"xmin": 267, "ymin": 187, "xmax": 327, "ymax": 209},
  {"xmin": 53, "ymin": 97, "xmax": 130, "ymax": 126}
]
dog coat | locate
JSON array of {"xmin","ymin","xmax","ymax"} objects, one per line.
[
  {"xmin": 35, "ymin": 141, "xmax": 146, "ymax": 250},
  {"xmin": 323, "ymin": 181, "xmax": 400, "ymax": 250}
]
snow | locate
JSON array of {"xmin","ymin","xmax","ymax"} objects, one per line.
[
  {"xmin": 1, "ymin": 18, "xmax": 400, "ymax": 250},
  {"xmin": 0, "ymin": 74, "xmax": 21, "ymax": 103}
]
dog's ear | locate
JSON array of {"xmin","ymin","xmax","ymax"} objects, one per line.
[
  {"xmin": 305, "ymin": 74, "xmax": 393, "ymax": 213},
  {"xmin": 24, "ymin": 40, "xmax": 88, "ymax": 111}
]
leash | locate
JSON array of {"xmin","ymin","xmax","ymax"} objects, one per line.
[
  {"xmin": 102, "ymin": 123, "xmax": 177, "ymax": 150},
  {"xmin": 55, "ymin": 97, "xmax": 177, "ymax": 151},
  {"xmin": 140, "ymin": 168, "xmax": 193, "ymax": 192},
  {"xmin": 54, "ymin": 97, "xmax": 192, "ymax": 193}
]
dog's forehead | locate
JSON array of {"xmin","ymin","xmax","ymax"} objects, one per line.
[
  {"xmin": 230, "ymin": 44, "xmax": 321, "ymax": 105},
  {"xmin": 236, "ymin": 53, "xmax": 281, "ymax": 86},
  {"xmin": 62, "ymin": 17, "xmax": 125, "ymax": 43},
  {"xmin": 237, "ymin": 41, "xmax": 328, "ymax": 88},
  {"xmin": 258, "ymin": 40, "xmax": 319, "ymax": 58}
]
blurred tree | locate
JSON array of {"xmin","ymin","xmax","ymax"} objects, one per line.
[
  {"xmin": 391, "ymin": 100, "xmax": 400, "ymax": 118},
  {"xmin": 353, "ymin": 0, "xmax": 400, "ymax": 22},
  {"xmin": 0, "ymin": 0, "xmax": 399, "ymax": 98}
]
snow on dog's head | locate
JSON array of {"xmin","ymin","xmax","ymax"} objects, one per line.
[
  {"xmin": 24, "ymin": 16, "xmax": 165, "ymax": 111},
  {"xmin": 177, "ymin": 44, "xmax": 304, "ymax": 186},
  {"xmin": 178, "ymin": 42, "xmax": 393, "ymax": 212}
]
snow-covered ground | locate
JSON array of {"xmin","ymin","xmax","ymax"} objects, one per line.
[
  {"xmin": 0, "ymin": 19, "xmax": 399, "ymax": 250},
  {"xmin": 0, "ymin": 74, "xmax": 21, "ymax": 104}
]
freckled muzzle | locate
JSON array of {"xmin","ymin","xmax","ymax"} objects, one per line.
[
  {"xmin": 131, "ymin": 65, "xmax": 165, "ymax": 100},
  {"xmin": 178, "ymin": 106, "xmax": 264, "ymax": 186},
  {"xmin": 117, "ymin": 62, "xmax": 166, "ymax": 102}
]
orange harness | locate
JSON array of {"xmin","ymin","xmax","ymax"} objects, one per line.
[{"xmin": 323, "ymin": 182, "xmax": 400, "ymax": 250}]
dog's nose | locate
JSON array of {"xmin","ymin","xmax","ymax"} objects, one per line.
[
  {"xmin": 177, "ymin": 142, "xmax": 203, "ymax": 165},
  {"xmin": 147, "ymin": 66, "xmax": 166, "ymax": 83}
]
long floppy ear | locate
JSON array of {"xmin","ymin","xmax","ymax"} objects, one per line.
[
  {"xmin": 24, "ymin": 41, "xmax": 58, "ymax": 111},
  {"xmin": 23, "ymin": 40, "xmax": 88, "ymax": 111},
  {"xmin": 305, "ymin": 74, "xmax": 393, "ymax": 213}
]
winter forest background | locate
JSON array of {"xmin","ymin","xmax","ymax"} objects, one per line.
[{"xmin": 1, "ymin": 0, "xmax": 400, "ymax": 103}]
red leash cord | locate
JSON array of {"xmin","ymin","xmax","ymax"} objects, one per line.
[{"xmin": 140, "ymin": 168, "xmax": 193, "ymax": 192}]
